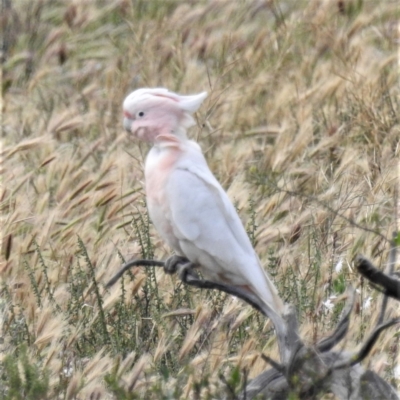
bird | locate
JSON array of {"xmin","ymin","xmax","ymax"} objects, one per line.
[{"xmin": 122, "ymin": 88, "xmax": 285, "ymax": 328}]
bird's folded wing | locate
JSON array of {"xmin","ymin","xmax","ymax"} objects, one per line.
[
  {"xmin": 165, "ymin": 163, "xmax": 256, "ymax": 266},
  {"xmin": 166, "ymin": 159, "xmax": 285, "ymax": 316}
]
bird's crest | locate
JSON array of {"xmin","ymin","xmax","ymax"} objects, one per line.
[{"xmin": 123, "ymin": 88, "xmax": 207, "ymax": 114}]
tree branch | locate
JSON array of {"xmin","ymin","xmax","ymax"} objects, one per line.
[
  {"xmin": 331, "ymin": 317, "xmax": 400, "ymax": 370},
  {"xmin": 356, "ymin": 255, "xmax": 400, "ymax": 301},
  {"xmin": 106, "ymin": 255, "xmax": 301, "ymax": 366},
  {"xmin": 378, "ymin": 234, "xmax": 398, "ymax": 323},
  {"xmin": 106, "ymin": 251, "xmax": 400, "ymax": 400},
  {"xmin": 105, "ymin": 259, "xmax": 165, "ymax": 288}
]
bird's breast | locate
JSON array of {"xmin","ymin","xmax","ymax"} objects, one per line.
[
  {"xmin": 145, "ymin": 146, "xmax": 181, "ymax": 205},
  {"xmin": 144, "ymin": 145, "xmax": 183, "ymax": 251}
]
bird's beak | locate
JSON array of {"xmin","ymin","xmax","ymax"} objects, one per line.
[{"xmin": 123, "ymin": 117, "xmax": 134, "ymax": 132}]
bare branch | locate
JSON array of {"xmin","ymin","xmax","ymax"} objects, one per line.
[
  {"xmin": 356, "ymin": 255, "xmax": 400, "ymax": 301},
  {"xmin": 105, "ymin": 256, "xmax": 281, "ymax": 321},
  {"xmin": 107, "ymin": 253, "xmax": 400, "ymax": 400},
  {"xmin": 105, "ymin": 259, "xmax": 165, "ymax": 288},
  {"xmin": 238, "ymin": 368, "xmax": 283, "ymax": 400},
  {"xmin": 261, "ymin": 353, "xmax": 285, "ymax": 374},
  {"xmin": 173, "ymin": 263, "xmax": 300, "ymax": 365},
  {"xmin": 360, "ymin": 370, "xmax": 400, "ymax": 400},
  {"xmin": 177, "ymin": 264, "xmax": 267, "ymax": 314},
  {"xmin": 106, "ymin": 256, "xmax": 301, "ymax": 366},
  {"xmin": 331, "ymin": 317, "xmax": 400, "ymax": 370},
  {"xmin": 378, "ymin": 234, "xmax": 398, "ymax": 323}
]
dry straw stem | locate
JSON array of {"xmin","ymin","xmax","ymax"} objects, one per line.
[
  {"xmin": 2, "ymin": 0, "xmax": 400, "ymax": 398},
  {"xmin": 398, "ymin": 158, "xmax": 400, "ymax": 231},
  {"xmin": 108, "ymin": 257, "xmax": 399, "ymax": 398}
]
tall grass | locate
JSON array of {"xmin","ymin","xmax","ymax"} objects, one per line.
[{"xmin": 2, "ymin": 0, "xmax": 399, "ymax": 398}]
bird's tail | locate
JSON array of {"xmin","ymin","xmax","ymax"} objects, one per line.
[
  {"xmin": 249, "ymin": 262, "xmax": 285, "ymax": 315},
  {"xmin": 249, "ymin": 279, "xmax": 290, "ymax": 363}
]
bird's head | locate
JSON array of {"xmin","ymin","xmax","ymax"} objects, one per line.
[{"xmin": 123, "ymin": 88, "xmax": 207, "ymax": 142}]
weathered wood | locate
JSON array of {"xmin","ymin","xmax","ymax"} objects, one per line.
[{"xmin": 106, "ymin": 239, "xmax": 400, "ymax": 400}]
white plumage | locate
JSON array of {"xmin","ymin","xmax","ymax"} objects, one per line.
[{"xmin": 123, "ymin": 88, "xmax": 284, "ymax": 319}]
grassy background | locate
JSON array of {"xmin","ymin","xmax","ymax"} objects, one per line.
[{"xmin": 2, "ymin": 0, "xmax": 400, "ymax": 398}]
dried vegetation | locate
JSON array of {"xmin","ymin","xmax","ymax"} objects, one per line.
[{"xmin": 1, "ymin": 0, "xmax": 399, "ymax": 398}]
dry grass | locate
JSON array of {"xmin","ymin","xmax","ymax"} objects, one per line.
[{"xmin": 1, "ymin": 0, "xmax": 399, "ymax": 398}]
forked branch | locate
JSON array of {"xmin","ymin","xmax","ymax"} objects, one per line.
[{"xmin": 106, "ymin": 245, "xmax": 400, "ymax": 399}]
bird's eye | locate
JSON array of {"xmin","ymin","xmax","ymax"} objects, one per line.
[{"xmin": 137, "ymin": 111, "xmax": 145, "ymax": 117}]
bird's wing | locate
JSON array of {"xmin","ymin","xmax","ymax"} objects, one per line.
[
  {"xmin": 165, "ymin": 156, "xmax": 258, "ymax": 277},
  {"xmin": 165, "ymin": 147, "xmax": 284, "ymax": 316}
]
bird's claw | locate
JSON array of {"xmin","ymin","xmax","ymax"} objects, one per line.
[
  {"xmin": 176, "ymin": 262, "xmax": 197, "ymax": 282},
  {"xmin": 164, "ymin": 255, "xmax": 199, "ymax": 283},
  {"xmin": 164, "ymin": 255, "xmax": 189, "ymax": 275}
]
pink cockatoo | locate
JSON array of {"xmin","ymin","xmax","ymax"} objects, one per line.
[{"xmin": 123, "ymin": 88, "xmax": 285, "ymax": 327}]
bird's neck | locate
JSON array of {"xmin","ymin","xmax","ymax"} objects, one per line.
[
  {"xmin": 153, "ymin": 125, "xmax": 187, "ymax": 145},
  {"xmin": 171, "ymin": 125, "xmax": 188, "ymax": 140},
  {"xmin": 153, "ymin": 130, "xmax": 187, "ymax": 151}
]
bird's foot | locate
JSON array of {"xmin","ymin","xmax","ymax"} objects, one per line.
[
  {"xmin": 164, "ymin": 255, "xmax": 189, "ymax": 275},
  {"xmin": 164, "ymin": 255, "xmax": 199, "ymax": 283},
  {"xmin": 176, "ymin": 262, "xmax": 199, "ymax": 283}
]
